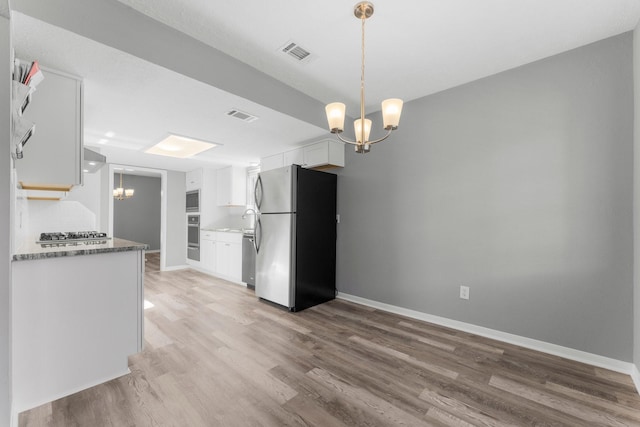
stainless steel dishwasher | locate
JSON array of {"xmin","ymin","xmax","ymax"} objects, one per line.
[{"xmin": 242, "ymin": 231, "xmax": 256, "ymax": 289}]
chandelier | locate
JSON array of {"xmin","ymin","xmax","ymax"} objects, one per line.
[
  {"xmin": 113, "ymin": 172, "xmax": 134, "ymax": 200},
  {"xmin": 325, "ymin": 2, "xmax": 403, "ymax": 154}
]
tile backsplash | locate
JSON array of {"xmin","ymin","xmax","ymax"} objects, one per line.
[{"xmin": 20, "ymin": 200, "xmax": 96, "ymax": 246}]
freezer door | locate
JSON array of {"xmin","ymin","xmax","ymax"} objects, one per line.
[
  {"xmin": 256, "ymin": 166, "xmax": 293, "ymax": 214},
  {"xmin": 255, "ymin": 213, "xmax": 295, "ymax": 308}
]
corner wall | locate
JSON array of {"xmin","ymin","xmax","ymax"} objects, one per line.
[
  {"xmin": 1, "ymin": 4, "xmax": 11, "ymax": 425},
  {"xmin": 336, "ymin": 33, "xmax": 634, "ymax": 361},
  {"xmin": 634, "ymin": 21, "xmax": 640, "ymax": 382}
]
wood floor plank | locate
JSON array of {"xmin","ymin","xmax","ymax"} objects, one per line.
[
  {"xmin": 420, "ymin": 389, "xmax": 517, "ymax": 427},
  {"xmin": 306, "ymin": 368, "xmax": 436, "ymax": 427},
  {"xmin": 489, "ymin": 375, "xmax": 640, "ymax": 427},
  {"xmin": 19, "ymin": 259, "xmax": 640, "ymax": 426}
]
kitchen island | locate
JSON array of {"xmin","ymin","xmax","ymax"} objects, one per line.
[{"xmin": 12, "ymin": 238, "xmax": 148, "ymax": 413}]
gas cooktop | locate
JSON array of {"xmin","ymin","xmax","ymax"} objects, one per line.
[{"xmin": 38, "ymin": 231, "xmax": 110, "ymax": 244}]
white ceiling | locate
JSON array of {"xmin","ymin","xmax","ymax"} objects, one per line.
[{"xmin": 11, "ymin": 0, "xmax": 640, "ymax": 173}]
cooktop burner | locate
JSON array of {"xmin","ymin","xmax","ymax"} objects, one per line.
[{"xmin": 38, "ymin": 231, "xmax": 109, "ymax": 244}]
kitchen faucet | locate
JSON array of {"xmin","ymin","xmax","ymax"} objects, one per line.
[
  {"xmin": 242, "ymin": 208, "xmax": 258, "ymax": 229},
  {"xmin": 242, "ymin": 208, "xmax": 258, "ymax": 219}
]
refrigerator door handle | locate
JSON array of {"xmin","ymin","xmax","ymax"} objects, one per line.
[
  {"xmin": 255, "ymin": 217, "xmax": 262, "ymax": 254},
  {"xmin": 255, "ymin": 175, "xmax": 263, "ymax": 210}
]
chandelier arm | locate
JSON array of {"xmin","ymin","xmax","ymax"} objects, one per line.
[
  {"xmin": 367, "ymin": 128, "xmax": 393, "ymax": 145},
  {"xmin": 335, "ymin": 132, "xmax": 360, "ymax": 146}
]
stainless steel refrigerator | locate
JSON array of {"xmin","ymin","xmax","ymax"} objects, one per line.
[{"xmin": 254, "ymin": 164, "xmax": 337, "ymax": 311}]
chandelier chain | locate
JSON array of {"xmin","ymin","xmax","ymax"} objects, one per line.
[{"xmin": 360, "ymin": 10, "xmax": 366, "ymax": 142}]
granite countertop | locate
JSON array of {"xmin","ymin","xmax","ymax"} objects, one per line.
[
  {"xmin": 201, "ymin": 228, "xmax": 254, "ymax": 234},
  {"xmin": 13, "ymin": 238, "xmax": 149, "ymax": 261}
]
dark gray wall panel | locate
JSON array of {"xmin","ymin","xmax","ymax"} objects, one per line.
[{"xmin": 114, "ymin": 174, "xmax": 161, "ymax": 250}]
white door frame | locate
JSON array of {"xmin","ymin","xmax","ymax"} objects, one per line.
[{"xmin": 108, "ymin": 164, "xmax": 168, "ymax": 271}]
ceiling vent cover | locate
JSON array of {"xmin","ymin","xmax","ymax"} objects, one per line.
[
  {"xmin": 279, "ymin": 40, "xmax": 314, "ymax": 64},
  {"xmin": 226, "ymin": 109, "xmax": 259, "ymax": 123}
]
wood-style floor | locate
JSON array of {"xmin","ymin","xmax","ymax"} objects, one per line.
[{"xmin": 20, "ymin": 252, "xmax": 640, "ymax": 426}]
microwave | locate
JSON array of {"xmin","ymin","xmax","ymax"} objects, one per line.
[{"xmin": 186, "ymin": 190, "xmax": 200, "ymax": 212}]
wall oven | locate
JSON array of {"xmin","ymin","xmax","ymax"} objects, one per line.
[
  {"xmin": 187, "ymin": 214, "xmax": 200, "ymax": 261},
  {"xmin": 186, "ymin": 190, "xmax": 200, "ymax": 212}
]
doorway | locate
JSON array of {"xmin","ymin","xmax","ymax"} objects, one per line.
[{"xmin": 108, "ymin": 164, "xmax": 168, "ymax": 271}]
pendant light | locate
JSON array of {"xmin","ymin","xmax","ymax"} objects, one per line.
[
  {"xmin": 113, "ymin": 172, "xmax": 134, "ymax": 200},
  {"xmin": 325, "ymin": 2, "xmax": 403, "ymax": 153}
]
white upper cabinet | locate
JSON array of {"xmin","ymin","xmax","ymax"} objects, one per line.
[
  {"xmin": 186, "ymin": 169, "xmax": 202, "ymax": 191},
  {"xmin": 284, "ymin": 148, "xmax": 304, "ymax": 166},
  {"xmin": 16, "ymin": 66, "xmax": 83, "ymax": 189},
  {"xmin": 260, "ymin": 140, "xmax": 345, "ymax": 172},
  {"xmin": 303, "ymin": 140, "xmax": 345, "ymax": 169},
  {"xmin": 216, "ymin": 166, "xmax": 247, "ymax": 206},
  {"xmin": 260, "ymin": 153, "xmax": 284, "ymax": 172}
]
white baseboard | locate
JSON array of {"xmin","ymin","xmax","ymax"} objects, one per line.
[
  {"xmin": 632, "ymin": 364, "xmax": 640, "ymax": 394},
  {"xmin": 145, "ymin": 249, "xmax": 160, "ymax": 254},
  {"xmin": 161, "ymin": 264, "xmax": 189, "ymax": 272},
  {"xmin": 337, "ymin": 292, "xmax": 636, "ymax": 381},
  {"xmin": 11, "ymin": 403, "xmax": 16, "ymax": 427},
  {"xmin": 185, "ymin": 265, "xmax": 246, "ymax": 286}
]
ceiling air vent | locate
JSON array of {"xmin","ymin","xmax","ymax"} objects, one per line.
[
  {"xmin": 226, "ymin": 109, "xmax": 259, "ymax": 123},
  {"xmin": 279, "ymin": 40, "xmax": 314, "ymax": 64}
]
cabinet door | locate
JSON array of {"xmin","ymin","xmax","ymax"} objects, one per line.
[
  {"xmin": 215, "ymin": 241, "xmax": 241, "ymax": 281},
  {"xmin": 215, "ymin": 241, "xmax": 230, "ymax": 277},
  {"xmin": 216, "ymin": 166, "xmax": 247, "ymax": 206},
  {"xmin": 303, "ymin": 142, "xmax": 329, "ymax": 168},
  {"xmin": 216, "ymin": 167, "xmax": 231, "ymax": 206},
  {"xmin": 303, "ymin": 140, "xmax": 345, "ymax": 169},
  {"xmin": 228, "ymin": 242, "xmax": 242, "ymax": 282},
  {"xmin": 200, "ymin": 233, "xmax": 216, "ymax": 273},
  {"xmin": 260, "ymin": 153, "xmax": 284, "ymax": 172},
  {"xmin": 186, "ymin": 169, "xmax": 202, "ymax": 191},
  {"xmin": 284, "ymin": 148, "xmax": 304, "ymax": 167},
  {"xmin": 18, "ymin": 67, "xmax": 83, "ymax": 187}
]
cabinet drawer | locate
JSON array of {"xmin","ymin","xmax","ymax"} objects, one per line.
[
  {"xmin": 216, "ymin": 231, "xmax": 242, "ymax": 244},
  {"xmin": 201, "ymin": 230, "xmax": 215, "ymax": 240}
]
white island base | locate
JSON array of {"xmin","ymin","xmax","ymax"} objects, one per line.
[{"xmin": 12, "ymin": 248, "xmax": 145, "ymax": 413}]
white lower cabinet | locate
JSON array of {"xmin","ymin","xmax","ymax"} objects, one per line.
[
  {"xmin": 215, "ymin": 232, "xmax": 242, "ymax": 282},
  {"xmin": 200, "ymin": 231, "xmax": 242, "ymax": 283},
  {"xmin": 200, "ymin": 231, "xmax": 216, "ymax": 273},
  {"xmin": 12, "ymin": 250, "xmax": 144, "ymax": 412}
]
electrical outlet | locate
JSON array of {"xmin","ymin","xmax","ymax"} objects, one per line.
[
  {"xmin": 336, "ymin": 214, "xmax": 340, "ymax": 223},
  {"xmin": 460, "ymin": 286, "xmax": 470, "ymax": 300}
]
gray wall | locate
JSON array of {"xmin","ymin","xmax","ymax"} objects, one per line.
[
  {"xmin": 336, "ymin": 33, "xmax": 634, "ymax": 361},
  {"xmin": 634, "ymin": 24, "xmax": 640, "ymax": 371},
  {"xmin": 165, "ymin": 171, "xmax": 186, "ymax": 268},
  {"xmin": 114, "ymin": 174, "xmax": 161, "ymax": 250},
  {"xmin": 0, "ymin": 5, "xmax": 10, "ymax": 424}
]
